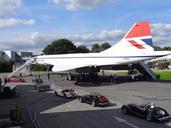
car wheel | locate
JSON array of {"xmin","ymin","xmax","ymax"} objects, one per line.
[
  {"xmin": 121, "ymin": 106, "xmax": 128, "ymax": 114},
  {"xmin": 91, "ymin": 101, "xmax": 97, "ymax": 107},
  {"xmin": 79, "ymin": 97, "xmax": 83, "ymax": 103},
  {"xmin": 54, "ymin": 91, "xmax": 58, "ymax": 96},
  {"xmin": 64, "ymin": 94, "xmax": 67, "ymax": 98},
  {"xmin": 146, "ymin": 112, "xmax": 152, "ymax": 121}
]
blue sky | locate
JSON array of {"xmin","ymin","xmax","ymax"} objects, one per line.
[{"xmin": 0, "ymin": 0, "xmax": 171, "ymax": 54}]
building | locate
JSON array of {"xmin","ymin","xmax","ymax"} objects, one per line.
[
  {"xmin": 0, "ymin": 50, "xmax": 33, "ymax": 63},
  {"xmin": 0, "ymin": 51, "xmax": 5, "ymax": 61},
  {"xmin": 3, "ymin": 50, "xmax": 21, "ymax": 63},
  {"xmin": 21, "ymin": 52, "xmax": 33, "ymax": 58}
]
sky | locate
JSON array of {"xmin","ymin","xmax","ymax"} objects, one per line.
[{"xmin": 0, "ymin": 0, "xmax": 171, "ymax": 54}]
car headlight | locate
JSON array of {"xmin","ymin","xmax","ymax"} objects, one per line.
[{"xmin": 157, "ymin": 110, "xmax": 165, "ymax": 115}]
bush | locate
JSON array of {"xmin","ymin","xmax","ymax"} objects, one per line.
[
  {"xmin": 0, "ymin": 61, "xmax": 14, "ymax": 72},
  {"xmin": 30, "ymin": 64, "xmax": 47, "ymax": 71},
  {"xmin": 156, "ymin": 74, "xmax": 160, "ymax": 79}
]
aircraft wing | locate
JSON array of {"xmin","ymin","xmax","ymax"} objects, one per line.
[
  {"xmin": 150, "ymin": 55, "xmax": 171, "ymax": 62},
  {"xmin": 35, "ymin": 55, "xmax": 99, "ymax": 72}
]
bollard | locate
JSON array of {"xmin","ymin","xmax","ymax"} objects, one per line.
[{"xmin": 16, "ymin": 104, "xmax": 22, "ymax": 122}]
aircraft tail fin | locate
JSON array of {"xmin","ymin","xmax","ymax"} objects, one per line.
[{"xmin": 101, "ymin": 21, "xmax": 154, "ymax": 54}]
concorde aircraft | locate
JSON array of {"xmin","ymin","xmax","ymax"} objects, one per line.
[{"xmin": 9, "ymin": 21, "xmax": 171, "ymax": 77}]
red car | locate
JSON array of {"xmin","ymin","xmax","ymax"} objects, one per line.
[
  {"xmin": 8, "ymin": 77, "xmax": 25, "ymax": 83},
  {"xmin": 79, "ymin": 93, "xmax": 110, "ymax": 107}
]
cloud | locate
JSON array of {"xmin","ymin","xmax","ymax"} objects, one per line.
[
  {"xmin": 0, "ymin": 29, "xmax": 125, "ymax": 54},
  {"xmin": 1, "ymin": 23, "xmax": 171, "ymax": 54},
  {"xmin": 152, "ymin": 23, "xmax": 171, "ymax": 46},
  {"xmin": 0, "ymin": 0, "xmax": 21, "ymax": 16},
  {"xmin": 0, "ymin": 32, "xmax": 55, "ymax": 54},
  {"xmin": 0, "ymin": 18, "xmax": 35, "ymax": 28},
  {"xmin": 50, "ymin": 0, "xmax": 60, "ymax": 4},
  {"xmin": 50, "ymin": 0, "xmax": 105, "ymax": 11}
]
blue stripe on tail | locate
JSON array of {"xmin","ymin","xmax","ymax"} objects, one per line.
[{"xmin": 142, "ymin": 38, "xmax": 153, "ymax": 47}]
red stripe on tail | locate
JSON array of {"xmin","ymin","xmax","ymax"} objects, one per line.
[
  {"xmin": 128, "ymin": 40, "xmax": 145, "ymax": 49},
  {"xmin": 125, "ymin": 21, "xmax": 151, "ymax": 39}
]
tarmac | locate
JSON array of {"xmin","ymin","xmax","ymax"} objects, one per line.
[{"xmin": 0, "ymin": 73, "xmax": 171, "ymax": 128}]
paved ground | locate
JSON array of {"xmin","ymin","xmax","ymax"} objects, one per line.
[{"xmin": 1, "ymin": 73, "xmax": 171, "ymax": 128}]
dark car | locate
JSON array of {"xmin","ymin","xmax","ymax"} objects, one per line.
[
  {"xmin": 79, "ymin": 93, "xmax": 110, "ymax": 107},
  {"xmin": 121, "ymin": 103, "xmax": 171, "ymax": 122}
]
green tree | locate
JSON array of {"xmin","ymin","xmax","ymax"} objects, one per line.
[
  {"xmin": 155, "ymin": 61, "xmax": 170, "ymax": 69},
  {"xmin": 76, "ymin": 45, "xmax": 90, "ymax": 53},
  {"xmin": 91, "ymin": 44, "xmax": 100, "ymax": 53},
  {"xmin": 30, "ymin": 64, "xmax": 47, "ymax": 71},
  {"xmin": 163, "ymin": 46, "xmax": 171, "ymax": 51},
  {"xmin": 154, "ymin": 46, "xmax": 162, "ymax": 51},
  {"xmin": 91, "ymin": 42, "xmax": 111, "ymax": 53},
  {"xmin": 0, "ymin": 61, "xmax": 14, "ymax": 72},
  {"xmin": 154, "ymin": 45, "xmax": 171, "ymax": 51},
  {"xmin": 101, "ymin": 42, "xmax": 111, "ymax": 51},
  {"xmin": 43, "ymin": 39, "xmax": 77, "ymax": 55}
]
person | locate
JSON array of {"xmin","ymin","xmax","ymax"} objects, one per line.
[
  {"xmin": 47, "ymin": 73, "xmax": 50, "ymax": 80},
  {"xmin": 145, "ymin": 102, "xmax": 155, "ymax": 120},
  {"xmin": 114, "ymin": 74, "xmax": 117, "ymax": 83},
  {"xmin": 4, "ymin": 77, "xmax": 8, "ymax": 84},
  {"xmin": 144, "ymin": 102, "xmax": 155, "ymax": 110},
  {"xmin": 97, "ymin": 94, "xmax": 101, "ymax": 97},
  {"xmin": 0, "ymin": 77, "xmax": 2, "ymax": 87},
  {"xmin": 101, "ymin": 70, "xmax": 105, "ymax": 76},
  {"xmin": 38, "ymin": 74, "xmax": 40, "ymax": 79},
  {"xmin": 148, "ymin": 102, "xmax": 155, "ymax": 109}
]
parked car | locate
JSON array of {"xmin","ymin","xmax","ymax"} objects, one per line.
[
  {"xmin": 8, "ymin": 77, "xmax": 25, "ymax": 83},
  {"xmin": 38, "ymin": 84, "xmax": 50, "ymax": 92},
  {"xmin": 79, "ymin": 93, "xmax": 110, "ymax": 107},
  {"xmin": 0, "ymin": 83, "xmax": 17, "ymax": 98},
  {"xmin": 54, "ymin": 88, "xmax": 78, "ymax": 98},
  {"xmin": 121, "ymin": 103, "xmax": 171, "ymax": 122},
  {"xmin": 32, "ymin": 78, "xmax": 43, "ymax": 84}
]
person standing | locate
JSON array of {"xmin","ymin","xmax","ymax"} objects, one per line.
[
  {"xmin": 38, "ymin": 74, "xmax": 40, "ymax": 79},
  {"xmin": 4, "ymin": 77, "xmax": 8, "ymax": 84},
  {"xmin": 0, "ymin": 77, "xmax": 2, "ymax": 87},
  {"xmin": 47, "ymin": 73, "xmax": 50, "ymax": 81}
]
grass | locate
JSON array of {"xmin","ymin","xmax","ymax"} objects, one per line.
[
  {"xmin": 105, "ymin": 70, "xmax": 171, "ymax": 80},
  {"xmin": 155, "ymin": 70, "xmax": 171, "ymax": 80}
]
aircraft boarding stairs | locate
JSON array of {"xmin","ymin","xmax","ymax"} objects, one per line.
[
  {"xmin": 9, "ymin": 59, "xmax": 33, "ymax": 77},
  {"xmin": 132, "ymin": 62, "xmax": 156, "ymax": 80}
]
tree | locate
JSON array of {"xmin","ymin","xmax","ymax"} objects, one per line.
[
  {"xmin": 76, "ymin": 45, "xmax": 90, "ymax": 53},
  {"xmin": 43, "ymin": 39, "xmax": 77, "ymax": 55},
  {"xmin": 91, "ymin": 42, "xmax": 111, "ymax": 53},
  {"xmin": 0, "ymin": 61, "xmax": 14, "ymax": 72},
  {"xmin": 91, "ymin": 44, "xmax": 100, "ymax": 53},
  {"xmin": 155, "ymin": 60, "xmax": 170, "ymax": 69},
  {"xmin": 154, "ymin": 46, "xmax": 162, "ymax": 51},
  {"xmin": 154, "ymin": 45, "xmax": 171, "ymax": 51},
  {"xmin": 163, "ymin": 46, "xmax": 171, "ymax": 51},
  {"xmin": 30, "ymin": 64, "xmax": 47, "ymax": 71},
  {"xmin": 101, "ymin": 42, "xmax": 111, "ymax": 51}
]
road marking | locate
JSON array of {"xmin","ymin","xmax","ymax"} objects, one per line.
[{"xmin": 113, "ymin": 116, "xmax": 139, "ymax": 128}]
